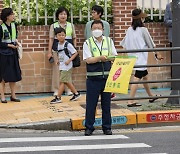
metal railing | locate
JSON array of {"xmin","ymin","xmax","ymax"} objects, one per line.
[
  {"xmin": 138, "ymin": 0, "xmax": 171, "ymax": 20},
  {"xmin": 4, "ymin": 0, "xmax": 112, "ymax": 25},
  {"xmin": 4, "ymin": 0, "xmax": 171, "ymax": 25},
  {"xmin": 115, "ymin": 47, "xmax": 180, "ymax": 103}
]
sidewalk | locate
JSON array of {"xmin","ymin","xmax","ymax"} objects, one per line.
[{"xmin": 0, "ymin": 88, "xmax": 179, "ymax": 131}]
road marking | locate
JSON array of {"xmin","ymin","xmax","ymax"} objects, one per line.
[
  {"xmin": 0, "ymin": 135, "xmax": 129, "ymax": 143},
  {"xmin": 117, "ymin": 128, "xmax": 180, "ymax": 134},
  {"xmin": 0, "ymin": 143, "xmax": 151, "ymax": 152},
  {"xmin": 143, "ymin": 153, "xmax": 167, "ymax": 154}
]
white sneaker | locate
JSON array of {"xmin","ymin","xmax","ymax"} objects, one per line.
[{"xmin": 70, "ymin": 92, "xmax": 81, "ymax": 101}]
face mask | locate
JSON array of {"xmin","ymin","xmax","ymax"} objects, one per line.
[{"xmin": 92, "ymin": 29, "xmax": 103, "ymax": 38}]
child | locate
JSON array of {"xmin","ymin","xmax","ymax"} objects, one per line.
[
  {"xmin": 50, "ymin": 27, "xmax": 80, "ymax": 104},
  {"xmin": 120, "ymin": 8, "xmax": 163, "ymax": 107}
]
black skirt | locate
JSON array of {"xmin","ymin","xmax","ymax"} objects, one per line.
[{"xmin": 0, "ymin": 50, "xmax": 22, "ymax": 82}]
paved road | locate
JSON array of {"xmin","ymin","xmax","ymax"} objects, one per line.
[{"xmin": 0, "ymin": 126, "xmax": 179, "ymax": 154}]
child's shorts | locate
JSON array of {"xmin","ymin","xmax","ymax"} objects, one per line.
[
  {"xmin": 59, "ymin": 69, "xmax": 72, "ymax": 83},
  {"xmin": 134, "ymin": 70, "xmax": 148, "ymax": 79}
]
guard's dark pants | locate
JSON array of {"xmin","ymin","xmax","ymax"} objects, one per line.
[{"xmin": 85, "ymin": 78, "xmax": 111, "ymax": 131}]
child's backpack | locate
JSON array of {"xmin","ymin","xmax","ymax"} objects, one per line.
[{"xmin": 58, "ymin": 42, "xmax": 81, "ymax": 67}]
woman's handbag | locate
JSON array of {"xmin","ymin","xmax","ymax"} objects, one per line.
[{"xmin": 17, "ymin": 42, "xmax": 23, "ymax": 59}]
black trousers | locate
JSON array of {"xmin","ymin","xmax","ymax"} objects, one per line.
[{"xmin": 85, "ymin": 78, "xmax": 111, "ymax": 130}]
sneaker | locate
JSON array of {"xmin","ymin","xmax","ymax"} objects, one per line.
[
  {"xmin": 111, "ymin": 93, "xmax": 116, "ymax": 99},
  {"xmin": 103, "ymin": 129, "xmax": 112, "ymax": 135},
  {"xmin": 70, "ymin": 93, "xmax": 81, "ymax": 101},
  {"xmin": 50, "ymin": 96, "xmax": 61, "ymax": 104},
  {"xmin": 85, "ymin": 129, "xmax": 94, "ymax": 136}
]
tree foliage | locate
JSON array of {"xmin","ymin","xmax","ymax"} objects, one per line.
[
  {"xmin": 3, "ymin": 0, "xmax": 112, "ymax": 25},
  {"xmin": 144, "ymin": 8, "xmax": 164, "ymax": 23},
  {"xmin": 3, "ymin": 0, "xmax": 164, "ymax": 25}
]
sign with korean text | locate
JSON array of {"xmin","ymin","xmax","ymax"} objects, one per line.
[
  {"xmin": 104, "ymin": 57, "xmax": 136, "ymax": 94},
  {"xmin": 82, "ymin": 116, "xmax": 128, "ymax": 127},
  {"xmin": 147, "ymin": 112, "xmax": 180, "ymax": 122}
]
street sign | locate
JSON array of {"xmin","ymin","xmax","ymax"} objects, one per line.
[{"xmin": 146, "ymin": 112, "xmax": 180, "ymax": 122}]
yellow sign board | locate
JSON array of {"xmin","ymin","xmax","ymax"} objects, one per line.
[{"xmin": 104, "ymin": 57, "xmax": 136, "ymax": 94}]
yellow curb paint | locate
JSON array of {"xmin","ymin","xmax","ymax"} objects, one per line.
[
  {"xmin": 71, "ymin": 118, "xmax": 86, "ymax": 130},
  {"xmin": 136, "ymin": 110, "xmax": 180, "ymax": 124},
  {"xmin": 71, "ymin": 109, "xmax": 136, "ymax": 130}
]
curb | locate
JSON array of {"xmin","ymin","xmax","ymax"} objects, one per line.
[
  {"xmin": 1, "ymin": 119, "xmax": 71, "ymax": 131},
  {"xmin": 0, "ymin": 111, "xmax": 180, "ymax": 131},
  {"xmin": 137, "ymin": 110, "xmax": 180, "ymax": 124},
  {"xmin": 71, "ymin": 110, "xmax": 180, "ymax": 130}
]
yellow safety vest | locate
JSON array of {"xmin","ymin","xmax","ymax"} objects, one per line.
[
  {"xmin": 1, "ymin": 22, "xmax": 16, "ymax": 43},
  {"xmin": 53, "ymin": 21, "xmax": 73, "ymax": 39},
  {"xmin": 86, "ymin": 36, "xmax": 112, "ymax": 77},
  {"xmin": 86, "ymin": 36, "xmax": 112, "ymax": 57}
]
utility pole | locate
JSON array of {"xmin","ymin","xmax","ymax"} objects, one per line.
[{"xmin": 167, "ymin": 0, "xmax": 180, "ymax": 105}]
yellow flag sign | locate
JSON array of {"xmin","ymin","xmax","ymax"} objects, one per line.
[{"xmin": 104, "ymin": 58, "xmax": 136, "ymax": 94}]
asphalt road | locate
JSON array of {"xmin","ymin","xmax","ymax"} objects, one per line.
[{"xmin": 0, "ymin": 126, "xmax": 179, "ymax": 154}]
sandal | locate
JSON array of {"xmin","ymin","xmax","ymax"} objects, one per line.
[
  {"xmin": 127, "ymin": 103, "xmax": 142, "ymax": 107},
  {"xmin": 149, "ymin": 95, "xmax": 161, "ymax": 103}
]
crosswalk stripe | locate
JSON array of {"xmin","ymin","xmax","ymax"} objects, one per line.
[
  {"xmin": 0, "ymin": 143, "xmax": 151, "ymax": 152},
  {"xmin": 0, "ymin": 135, "xmax": 129, "ymax": 143}
]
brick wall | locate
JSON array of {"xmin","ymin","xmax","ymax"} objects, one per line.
[
  {"xmin": 145, "ymin": 23, "xmax": 171, "ymax": 88},
  {"xmin": 112, "ymin": 0, "xmax": 137, "ymax": 48},
  {"xmin": 112, "ymin": 0, "xmax": 171, "ymax": 89},
  {"xmin": 1, "ymin": 0, "xmax": 171, "ymax": 93},
  {"xmin": 16, "ymin": 25, "xmax": 87, "ymax": 93},
  {"xmin": 16, "ymin": 23, "xmax": 170, "ymax": 93}
]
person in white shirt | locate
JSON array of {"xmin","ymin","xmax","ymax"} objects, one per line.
[
  {"xmin": 84, "ymin": 5, "xmax": 116, "ymax": 99},
  {"xmin": 83, "ymin": 20, "xmax": 117, "ymax": 136},
  {"xmin": 50, "ymin": 27, "xmax": 81, "ymax": 104},
  {"xmin": 120, "ymin": 8, "xmax": 163, "ymax": 107}
]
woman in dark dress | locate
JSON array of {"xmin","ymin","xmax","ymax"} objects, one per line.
[{"xmin": 0, "ymin": 8, "xmax": 22, "ymax": 103}]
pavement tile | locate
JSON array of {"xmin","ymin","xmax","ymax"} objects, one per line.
[
  {"xmin": 5, "ymin": 120, "xmax": 19, "ymax": 124},
  {"xmin": 0, "ymin": 89, "xmax": 179, "ymax": 130},
  {"xmin": 0, "ymin": 115, "xmax": 17, "ymax": 124},
  {"xmin": 17, "ymin": 118, "xmax": 32, "ymax": 123},
  {"xmin": 28, "ymin": 115, "xmax": 43, "ymax": 122}
]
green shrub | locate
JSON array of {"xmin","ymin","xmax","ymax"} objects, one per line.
[
  {"xmin": 144, "ymin": 8, "xmax": 165, "ymax": 23},
  {"xmin": 3, "ymin": 0, "xmax": 164, "ymax": 25},
  {"xmin": 3, "ymin": 0, "xmax": 112, "ymax": 25}
]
